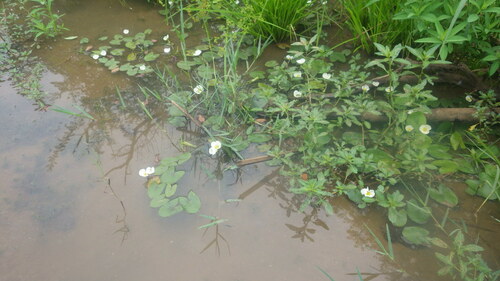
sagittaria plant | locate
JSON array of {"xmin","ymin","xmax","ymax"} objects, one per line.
[{"xmin": 81, "ymin": 28, "xmax": 172, "ymax": 76}]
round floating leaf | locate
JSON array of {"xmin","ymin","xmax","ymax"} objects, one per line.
[
  {"xmin": 98, "ymin": 36, "xmax": 108, "ymax": 41},
  {"xmin": 110, "ymin": 48, "xmax": 125, "ymax": 56},
  {"xmin": 175, "ymin": 152, "xmax": 192, "ymax": 165},
  {"xmin": 127, "ymin": 52, "xmax": 137, "ymax": 61},
  {"xmin": 79, "ymin": 37, "xmax": 89, "ymax": 44},
  {"xmin": 126, "ymin": 68, "xmax": 138, "ymax": 76},
  {"xmin": 125, "ymin": 41, "xmax": 137, "ymax": 50},
  {"xmin": 402, "ymin": 226, "xmax": 430, "ymax": 246},
  {"xmin": 176, "ymin": 60, "xmax": 197, "ymax": 70},
  {"xmin": 150, "ymin": 196, "xmax": 169, "ymax": 208},
  {"xmin": 147, "ymin": 181, "xmax": 165, "ymax": 199},
  {"xmin": 181, "ymin": 191, "xmax": 201, "ymax": 214},
  {"xmin": 164, "ymin": 184, "xmax": 177, "ymax": 198},
  {"xmin": 144, "ymin": 52, "xmax": 160, "ymax": 62},
  {"xmin": 158, "ymin": 198, "xmax": 183, "ymax": 217},
  {"xmin": 161, "ymin": 170, "xmax": 185, "ymax": 185}
]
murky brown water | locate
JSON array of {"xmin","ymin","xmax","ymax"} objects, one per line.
[{"xmin": 1, "ymin": 1, "xmax": 499, "ymax": 281}]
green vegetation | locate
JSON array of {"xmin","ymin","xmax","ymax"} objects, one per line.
[{"xmin": 2, "ymin": 0, "xmax": 499, "ymax": 280}]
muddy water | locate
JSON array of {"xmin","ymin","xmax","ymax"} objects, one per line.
[{"xmin": 1, "ymin": 1, "xmax": 498, "ymax": 281}]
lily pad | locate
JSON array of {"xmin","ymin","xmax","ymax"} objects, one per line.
[
  {"xmin": 181, "ymin": 190, "xmax": 201, "ymax": 214},
  {"xmin": 158, "ymin": 198, "xmax": 183, "ymax": 217}
]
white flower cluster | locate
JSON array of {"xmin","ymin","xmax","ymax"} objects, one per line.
[
  {"xmin": 139, "ymin": 166, "xmax": 155, "ymax": 177},
  {"xmin": 360, "ymin": 187, "xmax": 375, "ymax": 198},
  {"xmin": 209, "ymin": 141, "xmax": 222, "ymax": 155}
]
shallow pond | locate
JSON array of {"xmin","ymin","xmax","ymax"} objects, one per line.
[{"xmin": 1, "ymin": 1, "xmax": 499, "ymax": 281}]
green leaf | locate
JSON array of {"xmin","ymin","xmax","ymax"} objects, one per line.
[
  {"xmin": 323, "ymin": 201, "xmax": 334, "ymax": 216},
  {"xmin": 450, "ymin": 131, "xmax": 465, "ymax": 150},
  {"xmin": 64, "ymin": 36, "xmax": 78, "ymax": 40},
  {"xmin": 429, "ymin": 184, "xmax": 458, "ymax": 207},
  {"xmin": 407, "ymin": 199, "xmax": 431, "ymax": 224},
  {"xmin": 147, "ymin": 182, "xmax": 165, "ymax": 199},
  {"xmin": 79, "ymin": 37, "xmax": 89, "ymax": 44},
  {"xmin": 467, "ymin": 14, "xmax": 479, "ymax": 22},
  {"xmin": 127, "ymin": 52, "xmax": 137, "ymax": 62},
  {"xmin": 181, "ymin": 190, "xmax": 201, "ymax": 214},
  {"xmin": 247, "ymin": 133, "xmax": 271, "ymax": 143},
  {"xmin": 164, "ymin": 184, "xmax": 177, "ymax": 197},
  {"xmin": 406, "ymin": 111, "xmax": 426, "ymax": 128},
  {"xmin": 429, "ymin": 237, "xmax": 448, "ymax": 248},
  {"xmin": 175, "ymin": 152, "xmax": 192, "ymax": 165},
  {"xmin": 428, "ymin": 144, "xmax": 452, "ymax": 159},
  {"xmin": 176, "ymin": 60, "xmax": 197, "ymax": 70},
  {"xmin": 161, "ymin": 170, "xmax": 185, "ymax": 185},
  {"xmin": 144, "ymin": 52, "xmax": 159, "ymax": 62},
  {"xmin": 110, "ymin": 48, "xmax": 125, "ymax": 56},
  {"xmin": 150, "ymin": 197, "xmax": 169, "ymax": 208},
  {"xmin": 125, "ymin": 41, "xmax": 137, "ymax": 49},
  {"xmin": 158, "ymin": 198, "xmax": 183, "ymax": 217},
  {"xmin": 402, "ymin": 226, "xmax": 430, "ymax": 246},
  {"xmin": 462, "ymin": 244, "xmax": 484, "ymax": 252},
  {"xmin": 415, "ymin": 37, "xmax": 442, "ymax": 44},
  {"xmin": 432, "ymin": 160, "xmax": 459, "ymax": 174},
  {"xmin": 388, "ymin": 207, "xmax": 407, "ymax": 227},
  {"xmin": 98, "ymin": 36, "xmax": 108, "ymax": 41}
]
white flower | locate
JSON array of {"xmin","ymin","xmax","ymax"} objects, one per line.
[
  {"xmin": 193, "ymin": 49, "xmax": 202, "ymax": 56},
  {"xmin": 322, "ymin": 0, "xmax": 327, "ymax": 4},
  {"xmin": 361, "ymin": 85, "xmax": 370, "ymax": 92},
  {"xmin": 145, "ymin": 166, "xmax": 155, "ymax": 175},
  {"xmin": 163, "ymin": 35, "xmax": 169, "ymax": 41},
  {"xmin": 139, "ymin": 65, "xmax": 146, "ymax": 71},
  {"xmin": 209, "ymin": 147, "xmax": 218, "ymax": 155},
  {"xmin": 405, "ymin": 125, "xmax": 414, "ymax": 132},
  {"xmin": 100, "ymin": 50, "xmax": 107, "ymax": 56},
  {"xmin": 123, "ymin": 29, "xmax": 129, "ymax": 35},
  {"xmin": 168, "ymin": 0, "xmax": 173, "ymax": 5},
  {"xmin": 360, "ymin": 187, "xmax": 375, "ymax": 198},
  {"xmin": 419, "ymin": 124, "xmax": 431, "ymax": 135},
  {"xmin": 285, "ymin": 55, "xmax": 293, "ymax": 60},
  {"xmin": 293, "ymin": 90, "xmax": 302, "ymax": 98},
  {"xmin": 193, "ymin": 85, "xmax": 204, "ymax": 95},
  {"xmin": 322, "ymin": 73, "xmax": 331, "ymax": 79},
  {"xmin": 163, "ymin": 47, "xmax": 171, "ymax": 54},
  {"xmin": 296, "ymin": 58, "xmax": 306, "ymax": 64},
  {"xmin": 293, "ymin": 71, "xmax": 302, "ymax": 78},
  {"xmin": 139, "ymin": 168, "xmax": 148, "ymax": 177},
  {"xmin": 465, "ymin": 95, "xmax": 472, "ymax": 102},
  {"xmin": 210, "ymin": 141, "xmax": 222, "ymax": 150},
  {"xmin": 92, "ymin": 54, "xmax": 99, "ymax": 60},
  {"xmin": 372, "ymin": 81, "xmax": 380, "ymax": 87},
  {"xmin": 385, "ymin": 86, "xmax": 394, "ymax": 93},
  {"xmin": 235, "ymin": 0, "xmax": 240, "ymax": 4}
]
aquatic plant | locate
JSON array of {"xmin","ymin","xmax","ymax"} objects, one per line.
[
  {"xmin": 80, "ymin": 29, "xmax": 166, "ymax": 76},
  {"xmin": 144, "ymin": 152, "xmax": 202, "ymax": 217},
  {"xmin": 28, "ymin": 0, "xmax": 68, "ymax": 39}
]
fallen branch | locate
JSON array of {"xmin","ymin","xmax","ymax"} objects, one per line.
[{"xmin": 236, "ymin": 155, "xmax": 273, "ymax": 167}]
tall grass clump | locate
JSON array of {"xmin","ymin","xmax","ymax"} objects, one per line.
[
  {"xmin": 339, "ymin": 0, "xmax": 412, "ymax": 52},
  {"xmin": 189, "ymin": 0, "xmax": 327, "ymax": 42}
]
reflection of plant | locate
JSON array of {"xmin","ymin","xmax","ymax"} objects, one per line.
[{"xmin": 28, "ymin": 0, "xmax": 68, "ymax": 39}]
